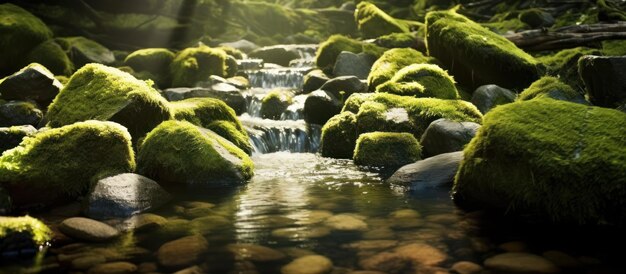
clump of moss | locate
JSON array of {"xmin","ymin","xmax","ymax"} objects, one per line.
[
  {"xmin": 454, "ymin": 99, "xmax": 626, "ymax": 225},
  {"xmin": 0, "ymin": 4, "xmax": 53, "ymax": 76},
  {"xmin": 316, "ymin": 35, "xmax": 386, "ymax": 74},
  {"xmin": 374, "ymin": 32, "xmax": 419, "ymax": 49},
  {"xmin": 25, "ymin": 40, "xmax": 74, "ymax": 76},
  {"xmin": 426, "ymin": 9, "xmax": 540, "ymax": 90},
  {"xmin": 46, "ymin": 64, "xmax": 172, "ymax": 141},
  {"xmin": 170, "ymin": 45, "xmax": 228, "ymax": 87},
  {"xmin": 376, "ymin": 64, "xmax": 459, "ymax": 99},
  {"xmin": 368, "ymin": 48, "xmax": 435, "ymax": 91},
  {"xmin": 217, "ymin": 46, "xmax": 245, "ymax": 59},
  {"xmin": 342, "ymin": 93, "xmax": 375, "ymax": 113},
  {"xmin": 137, "ymin": 120, "xmax": 254, "ymax": 188},
  {"xmin": 170, "ymin": 98, "xmax": 251, "ymax": 154},
  {"xmin": 537, "ymin": 47, "xmax": 601, "ymax": 88},
  {"xmin": 0, "ymin": 216, "xmax": 52, "ymax": 246},
  {"xmin": 519, "ymin": 76, "xmax": 587, "ymax": 104},
  {"xmin": 320, "ymin": 111, "xmax": 358, "ymax": 159},
  {"xmin": 124, "ymin": 48, "xmax": 176, "ymax": 88},
  {"xmin": 0, "ymin": 121, "xmax": 135, "ymax": 197},
  {"xmin": 353, "ymin": 131, "xmax": 421, "ymax": 167},
  {"xmin": 260, "ymin": 89, "xmax": 293, "ymax": 120},
  {"xmin": 355, "ymin": 2, "xmax": 410, "ymax": 39},
  {"xmin": 602, "ymin": 40, "xmax": 626, "ymax": 56}
]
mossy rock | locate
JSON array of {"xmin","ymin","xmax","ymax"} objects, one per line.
[
  {"xmin": 217, "ymin": 46, "xmax": 245, "ymax": 60},
  {"xmin": 537, "ymin": 47, "xmax": 601, "ymax": 88},
  {"xmin": 25, "ymin": 40, "xmax": 74, "ymax": 76},
  {"xmin": 0, "ymin": 63, "xmax": 63, "ymax": 108},
  {"xmin": 0, "ymin": 216, "xmax": 52, "ymax": 250},
  {"xmin": 0, "ymin": 125, "xmax": 36, "ymax": 154},
  {"xmin": 46, "ymin": 64, "xmax": 172, "ymax": 141},
  {"xmin": 355, "ymin": 2, "xmax": 410, "ymax": 39},
  {"xmin": 170, "ymin": 98, "xmax": 251, "ymax": 154},
  {"xmin": 376, "ymin": 64, "xmax": 459, "ymax": 99},
  {"xmin": 316, "ymin": 35, "xmax": 386, "ymax": 74},
  {"xmin": 170, "ymin": 45, "xmax": 228, "ymax": 87},
  {"xmin": 137, "ymin": 120, "xmax": 254, "ymax": 188},
  {"xmin": 353, "ymin": 132, "xmax": 421, "ymax": 167},
  {"xmin": 342, "ymin": 93, "xmax": 375, "ymax": 113},
  {"xmin": 519, "ymin": 76, "xmax": 587, "ymax": 104},
  {"xmin": 320, "ymin": 111, "xmax": 358, "ymax": 159},
  {"xmin": 374, "ymin": 32, "xmax": 421, "ymax": 50},
  {"xmin": 0, "ymin": 121, "xmax": 136, "ymax": 200},
  {"xmin": 602, "ymin": 40, "xmax": 626, "ymax": 56},
  {"xmin": 0, "ymin": 101, "xmax": 43, "ymax": 127},
  {"xmin": 368, "ymin": 48, "xmax": 435, "ymax": 91},
  {"xmin": 0, "ymin": 4, "xmax": 53, "ymax": 76},
  {"xmin": 124, "ymin": 48, "xmax": 176, "ymax": 88},
  {"xmin": 426, "ymin": 10, "xmax": 540, "ymax": 90},
  {"xmin": 55, "ymin": 37, "xmax": 115, "ymax": 68},
  {"xmin": 454, "ymin": 99, "xmax": 626, "ymax": 224},
  {"xmin": 260, "ymin": 89, "xmax": 293, "ymax": 120}
]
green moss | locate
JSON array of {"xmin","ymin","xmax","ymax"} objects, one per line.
[
  {"xmin": 0, "ymin": 121, "xmax": 135, "ymax": 196},
  {"xmin": 170, "ymin": 45, "xmax": 228, "ymax": 87},
  {"xmin": 170, "ymin": 97, "xmax": 250, "ymax": 154},
  {"xmin": 602, "ymin": 40, "xmax": 626, "ymax": 56},
  {"xmin": 0, "ymin": 4, "xmax": 53, "ymax": 76},
  {"xmin": 342, "ymin": 93, "xmax": 375, "ymax": 113},
  {"xmin": 320, "ymin": 111, "xmax": 358, "ymax": 159},
  {"xmin": 537, "ymin": 47, "xmax": 601, "ymax": 88},
  {"xmin": 25, "ymin": 40, "xmax": 74, "ymax": 76},
  {"xmin": 454, "ymin": 99, "xmax": 626, "ymax": 224},
  {"xmin": 519, "ymin": 76, "xmax": 586, "ymax": 103},
  {"xmin": 124, "ymin": 48, "xmax": 175, "ymax": 88},
  {"xmin": 376, "ymin": 64, "xmax": 459, "ymax": 99},
  {"xmin": 0, "ymin": 216, "xmax": 52, "ymax": 246},
  {"xmin": 426, "ymin": 9, "xmax": 540, "ymax": 90},
  {"xmin": 373, "ymin": 32, "xmax": 418, "ymax": 49},
  {"xmin": 368, "ymin": 48, "xmax": 435, "ymax": 91},
  {"xmin": 353, "ymin": 131, "xmax": 421, "ymax": 167},
  {"xmin": 137, "ymin": 120, "xmax": 254, "ymax": 187},
  {"xmin": 217, "ymin": 46, "xmax": 245, "ymax": 59},
  {"xmin": 260, "ymin": 90, "xmax": 293, "ymax": 120},
  {"xmin": 46, "ymin": 64, "xmax": 172, "ymax": 141},
  {"xmin": 355, "ymin": 2, "xmax": 410, "ymax": 39},
  {"xmin": 316, "ymin": 34, "xmax": 386, "ymax": 73}
]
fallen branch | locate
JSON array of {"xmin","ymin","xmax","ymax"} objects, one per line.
[{"xmin": 505, "ymin": 22, "xmax": 626, "ymax": 51}]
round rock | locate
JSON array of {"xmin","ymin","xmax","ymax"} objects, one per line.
[
  {"xmin": 59, "ymin": 217, "xmax": 120, "ymax": 242},
  {"xmin": 281, "ymin": 255, "xmax": 333, "ymax": 274},
  {"xmin": 157, "ymin": 235, "xmax": 209, "ymax": 269}
]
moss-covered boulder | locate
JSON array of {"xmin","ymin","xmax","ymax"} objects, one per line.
[
  {"xmin": 124, "ymin": 48, "xmax": 176, "ymax": 88},
  {"xmin": 316, "ymin": 35, "xmax": 386, "ymax": 74},
  {"xmin": 355, "ymin": 2, "xmax": 410, "ymax": 39},
  {"xmin": 46, "ymin": 64, "xmax": 172, "ymax": 141},
  {"xmin": 25, "ymin": 40, "xmax": 74, "ymax": 76},
  {"xmin": 55, "ymin": 37, "xmax": 115, "ymax": 68},
  {"xmin": 0, "ymin": 125, "xmax": 36, "ymax": 154},
  {"xmin": 374, "ymin": 32, "xmax": 422, "ymax": 50},
  {"xmin": 353, "ymin": 132, "xmax": 421, "ymax": 167},
  {"xmin": 0, "ymin": 4, "xmax": 52, "ymax": 76},
  {"xmin": 137, "ymin": 120, "xmax": 254, "ymax": 188},
  {"xmin": 537, "ymin": 47, "xmax": 601, "ymax": 88},
  {"xmin": 376, "ymin": 64, "xmax": 459, "ymax": 99},
  {"xmin": 0, "ymin": 121, "xmax": 136, "ymax": 205},
  {"xmin": 426, "ymin": 10, "xmax": 540, "ymax": 90},
  {"xmin": 368, "ymin": 48, "xmax": 435, "ymax": 91},
  {"xmin": 0, "ymin": 216, "xmax": 52, "ymax": 255},
  {"xmin": 342, "ymin": 93, "xmax": 375, "ymax": 113},
  {"xmin": 0, "ymin": 101, "xmax": 43, "ymax": 127},
  {"xmin": 260, "ymin": 89, "xmax": 293, "ymax": 120},
  {"xmin": 454, "ymin": 99, "xmax": 626, "ymax": 224},
  {"xmin": 0, "ymin": 63, "xmax": 63, "ymax": 108},
  {"xmin": 170, "ymin": 98, "xmax": 251, "ymax": 154},
  {"xmin": 170, "ymin": 45, "xmax": 228, "ymax": 87},
  {"xmin": 320, "ymin": 112, "xmax": 358, "ymax": 159},
  {"xmin": 518, "ymin": 76, "xmax": 587, "ymax": 104}
]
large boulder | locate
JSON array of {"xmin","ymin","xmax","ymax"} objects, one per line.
[
  {"xmin": 163, "ymin": 85, "xmax": 247, "ymax": 115},
  {"xmin": 375, "ymin": 64, "xmax": 459, "ymax": 99},
  {"xmin": 518, "ymin": 76, "xmax": 588, "ymax": 104},
  {"xmin": 124, "ymin": 48, "xmax": 176, "ymax": 88},
  {"xmin": 454, "ymin": 99, "xmax": 626, "ymax": 225},
  {"xmin": 320, "ymin": 76, "xmax": 368, "ymax": 99},
  {"xmin": 0, "ymin": 125, "xmax": 36, "ymax": 154},
  {"xmin": 137, "ymin": 120, "xmax": 254, "ymax": 189},
  {"xmin": 578, "ymin": 55, "xmax": 626, "ymax": 108},
  {"xmin": 25, "ymin": 40, "xmax": 74, "ymax": 76},
  {"xmin": 0, "ymin": 63, "xmax": 63, "ymax": 108},
  {"xmin": 333, "ymin": 51, "xmax": 378, "ymax": 79},
  {"xmin": 353, "ymin": 132, "xmax": 422, "ymax": 167},
  {"xmin": 0, "ymin": 121, "xmax": 136, "ymax": 206},
  {"xmin": 84, "ymin": 173, "xmax": 172, "ymax": 220},
  {"xmin": 420, "ymin": 118, "xmax": 480, "ymax": 157},
  {"xmin": 0, "ymin": 101, "xmax": 43, "ymax": 127},
  {"xmin": 354, "ymin": 2, "xmax": 410, "ymax": 39},
  {"xmin": 249, "ymin": 45, "xmax": 300, "ymax": 67},
  {"xmin": 320, "ymin": 111, "xmax": 357, "ymax": 159},
  {"xmin": 316, "ymin": 35, "xmax": 386, "ymax": 74},
  {"xmin": 0, "ymin": 216, "xmax": 52, "ymax": 257},
  {"xmin": 55, "ymin": 37, "xmax": 115, "ymax": 68},
  {"xmin": 261, "ymin": 89, "xmax": 294, "ymax": 120},
  {"xmin": 471, "ymin": 85, "xmax": 516, "ymax": 114},
  {"xmin": 0, "ymin": 4, "xmax": 52, "ymax": 76},
  {"xmin": 368, "ymin": 48, "xmax": 435, "ymax": 92},
  {"xmin": 171, "ymin": 98, "xmax": 252, "ymax": 154},
  {"xmin": 426, "ymin": 10, "xmax": 540, "ymax": 90},
  {"xmin": 170, "ymin": 45, "xmax": 228, "ymax": 87},
  {"xmin": 46, "ymin": 64, "xmax": 172, "ymax": 141},
  {"xmin": 303, "ymin": 69, "xmax": 330, "ymax": 93},
  {"xmin": 304, "ymin": 90, "xmax": 342, "ymax": 125}
]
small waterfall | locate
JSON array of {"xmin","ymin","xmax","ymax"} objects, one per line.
[
  {"xmin": 280, "ymin": 94, "xmax": 307, "ymax": 121},
  {"xmin": 246, "ymin": 67, "xmax": 310, "ymax": 89},
  {"xmin": 242, "ymin": 115, "xmax": 321, "ymax": 154}
]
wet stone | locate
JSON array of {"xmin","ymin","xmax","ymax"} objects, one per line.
[
  {"xmin": 281, "ymin": 255, "xmax": 334, "ymax": 274},
  {"xmin": 390, "ymin": 209, "xmax": 421, "ymax": 219},
  {"xmin": 484, "ymin": 252, "xmax": 560, "ymax": 274},
  {"xmin": 71, "ymin": 255, "xmax": 106, "ymax": 270},
  {"xmin": 394, "ymin": 243, "xmax": 448, "ymax": 266},
  {"xmin": 272, "ymin": 227, "xmax": 331, "ymax": 240},
  {"xmin": 325, "ymin": 214, "xmax": 369, "ymax": 231},
  {"xmin": 87, "ymin": 262, "xmax": 137, "ymax": 274},
  {"xmin": 157, "ymin": 235, "xmax": 209, "ymax": 269},
  {"xmin": 227, "ymin": 244, "xmax": 287, "ymax": 262},
  {"xmin": 59, "ymin": 217, "xmax": 120, "ymax": 242},
  {"xmin": 450, "ymin": 261, "xmax": 483, "ymax": 274},
  {"xmin": 359, "ymin": 252, "xmax": 412, "ymax": 274}
]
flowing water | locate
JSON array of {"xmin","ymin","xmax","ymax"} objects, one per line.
[{"xmin": 2, "ymin": 46, "xmax": 625, "ymax": 274}]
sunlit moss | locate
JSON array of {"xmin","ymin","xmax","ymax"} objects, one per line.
[
  {"xmin": 353, "ymin": 131, "xmax": 421, "ymax": 167},
  {"xmin": 260, "ymin": 89, "xmax": 293, "ymax": 120},
  {"xmin": 518, "ymin": 76, "xmax": 586, "ymax": 103},
  {"xmin": 454, "ymin": 99, "xmax": 626, "ymax": 224},
  {"xmin": 0, "ymin": 121, "xmax": 135, "ymax": 196},
  {"xmin": 368, "ymin": 48, "xmax": 435, "ymax": 91},
  {"xmin": 320, "ymin": 111, "xmax": 358, "ymax": 159},
  {"xmin": 374, "ymin": 32, "xmax": 420, "ymax": 49},
  {"xmin": 0, "ymin": 216, "xmax": 52, "ymax": 246},
  {"xmin": 376, "ymin": 64, "xmax": 459, "ymax": 99},
  {"xmin": 316, "ymin": 34, "xmax": 386, "ymax": 73},
  {"xmin": 342, "ymin": 93, "xmax": 375, "ymax": 113},
  {"xmin": 25, "ymin": 40, "xmax": 74, "ymax": 76},
  {"xmin": 217, "ymin": 46, "xmax": 245, "ymax": 59},
  {"xmin": 170, "ymin": 45, "xmax": 228, "ymax": 87},
  {"xmin": 602, "ymin": 40, "xmax": 626, "ymax": 56},
  {"xmin": 537, "ymin": 47, "xmax": 601, "ymax": 87},
  {"xmin": 355, "ymin": 2, "xmax": 409, "ymax": 38},
  {"xmin": 206, "ymin": 120, "xmax": 252, "ymax": 156},
  {"xmin": 124, "ymin": 48, "xmax": 175, "ymax": 88}
]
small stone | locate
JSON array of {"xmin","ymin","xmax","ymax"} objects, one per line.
[
  {"xmin": 426, "ymin": 214, "xmax": 458, "ymax": 225},
  {"xmin": 420, "ymin": 118, "xmax": 480, "ymax": 157},
  {"xmin": 390, "ymin": 209, "xmax": 421, "ymax": 219},
  {"xmin": 325, "ymin": 214, "xmax": 368, "ymax": 231},
  {"xmin": 451, "ymin": 261, "xmax": 483, "ymax": 274},
  {"xmin": 157, "ymin": 235, "xmax": 209, "ymax": 269},
  {"xmin": 118, "ymin": 213, "xmax": 167, "ymax": 232},
  {"xmin": 359, "ymin": 252, "xmax": 412, "ymax": 274},
  {"xmin": 390, "ymin": 218, "xmax": 424, "ymax": 229},
  {"xmin": 471, "ymin": 84, "xmax": 516, "ymax": 114},
  {"xmin": 484, "ymin": 252, "xmax": 560, "ymax": 273},
  {"xmin": 343, "ymin": 240, "xmax": 399, "ymax": 251},
  {"xmin": 394, "ymin": 243, "xmax": 447, "ymax": 266},
  {"xmin": 174, "ymin": 265, "xmax": 204, "ymax": 274},
  {"xmin": 59, "ymin": 217, "xmax": 120, "ymax": 242},
  {"xmin": 296, "ymin": 210, "xmax": 333, "ymax": 225},
  {"xmin": 281, "ymin": 255, "xmax": 333, "ymax": 274},
  {"xmin": 87, "ymin": 262, "xmax": 137, "ymax": 274},
  {"xmin": 227, "ymin": 244, "xmax": 287, "ymax": 262},
  {"xmin": 71, "ymin": 255, "xmax": 106, "ymax": 270}
]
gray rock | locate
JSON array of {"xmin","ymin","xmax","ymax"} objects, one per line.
[
  {"xmin": 249, "ymin": 46, "xmax": 300, "ymax": 67},
  {"xmin": 304, "ymin": 90, "xmax": 342, "ymax": 125},
  {"xmin": 162, "ymin": 86, "xmax": 246, "ymax": 115},
  {"xmin": 0, "ymin": 101, "xmax": 43, "ymax": 127},
  {"xmin": 0, "ymin": 65, "xmax": 62, "ymax": 107},
  {"xmin": 0, "ymin": 125, "xmax": 36, "ymax": 153},
  {"xmin": 387, "ymin": 151, "xmax": 463, "ymax": 190},
  {"xmin": 420, "ymin": 119, "xmax": 480, "ymax": 157},
  {"xmin": 303, "ymin": 69, "xmax": 330, "ymax": 94},
  {"xmin": 333, "ymin": 51, "xmax": 377, "ymax": 80},
  {"xmin": 57, "ymin": 37, "xmax": 115, "ymax": 68},
  {"xmin": 84, "ymin": 173, "xmax": 171, "ymax": 220},
  {"xmin": 59, "ymin": 217, "xmax": 120, "ymax": 242},
  {"xmin": 471, "ymin": 85, "xmax": 516, "ymax": 114},
  {"xmin": 579, "ymin": 55, "xmax": 626, "ymax": 108},
  {"xmin": 320, "ymin": 76, "xmax": 368, "ymax": 100},
  {"xmin": 484, "ymin": 252, "xmax": 560, "ymax": 273},
  {"xmin": 451, "ymin": 261, "xmax": 483, "ymax": 274},
  {"xmin": 220, "ymin": 39, "xmax": 259, "ymax": 53}
]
